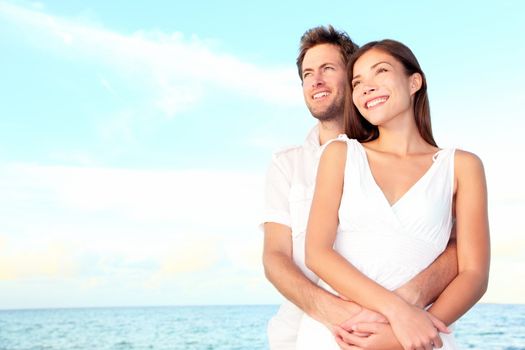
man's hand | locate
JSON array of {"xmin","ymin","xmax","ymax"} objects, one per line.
[
  {"xmin": 334, "ymin": 308, "xmax": 400, "ymax": 349},
  {"xmin": 339, "ymin": 307, "xmax": 387, "ymax": 337},
  {"xmin": 333, "ymin": 323, "xmax": 403, "ymax": 350},
  {"xmin": 314, "ymin": 294, "xmax": 363, "ymax": 330},
  {"xmin": 395, "ymin": 236, "xmax": 458, "ymax": 308},
  {"xmin": 263, "ymin": 223, "xmax": 362, "ymax": 329}
]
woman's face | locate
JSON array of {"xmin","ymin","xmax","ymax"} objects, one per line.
[{"xmin": 351, "ymin": 48, "xmax": 421, "ymax": 127}]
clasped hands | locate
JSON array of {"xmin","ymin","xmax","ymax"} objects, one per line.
[{"xmin": 332, "ymin": 305, "xmax": 448, "ymax": 350}]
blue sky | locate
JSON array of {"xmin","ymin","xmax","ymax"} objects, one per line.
[{"xmin": 1, "ymin": 0, "xmax": 524, "ymax": 309}]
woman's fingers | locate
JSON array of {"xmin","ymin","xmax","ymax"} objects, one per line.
[{"xmin": 427, "ymin": 313, "xmax": 451, "ymax": 334}]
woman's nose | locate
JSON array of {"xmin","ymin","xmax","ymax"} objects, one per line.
[{"xmin": 363, "ymin": 85, "xmax": 376, "ymax": 95}]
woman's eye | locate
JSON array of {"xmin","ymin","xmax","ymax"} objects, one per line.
[
  {"xmin": 352, "ymin": 81, "xmax": 360, "ymax": 88},
  {"xmin": 377, "ymin": 67, "xmax": 388, "ymax": 73}
]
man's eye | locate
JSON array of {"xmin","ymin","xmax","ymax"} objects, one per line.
[
  {"xmin": 377, "ymin": 67, "xmax": 388, "ymax": 73},
  {"xmin": 324, "ymin": 66, "xmax": 334, "ymax": 71},
  {"xmin": 303, "ymin": 72, "xmax": 312, "ymax": 78}
]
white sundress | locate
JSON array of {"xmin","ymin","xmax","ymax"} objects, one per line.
[{"xmin": 296, "ymin": 135, "xmax": 458, "ymax": 349}]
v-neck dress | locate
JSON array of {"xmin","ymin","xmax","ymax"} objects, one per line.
[{"xmin": 295, "ymin": 135, "xmax": 458, "ymax": 349}]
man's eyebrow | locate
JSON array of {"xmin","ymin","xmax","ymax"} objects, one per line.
[
  {"xmin": 301, "ymin": 67, "xmax": 315, "ymax": 77},
  {"xmin": 352, "ymin": 61, "xmax": 393, "ymax": 80},
  {"xmin": 303, "ymin": 62, "xmax": 338, "ymax": 73}
]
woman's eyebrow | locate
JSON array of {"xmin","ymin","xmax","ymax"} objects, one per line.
[{"xmin": 352, "ymin": 61, "xmax": 394, "ymax": 80}]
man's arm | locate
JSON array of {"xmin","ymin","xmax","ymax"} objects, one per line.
[
  {"xmin": 395, "ymin": 234, "xmax": 458, "ymax": 307},
  {"xmin": 263, "ymin": 222, "xmax": 362, "ymax": 327},
  {"xmin": 262, "ymin": 152, "xmax": 365, "ymax": 328},
  {"xmin": 263, "ymin": 178, "xmax": 457, "ymax": 350},
  {"xmin": 336, "ymin": 234, "xmax": 458, "ymax": 349}
]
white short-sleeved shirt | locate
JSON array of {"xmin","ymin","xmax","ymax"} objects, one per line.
[{"xmin": 263, "ymin": 124, "xmax": 327, "ymax": 349}]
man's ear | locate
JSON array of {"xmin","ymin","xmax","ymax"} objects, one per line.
[{"xmin": 409, "ymin": 73, "xmax": 423, "ymax": 95}]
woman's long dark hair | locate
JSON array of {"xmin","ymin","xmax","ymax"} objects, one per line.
[{"xmin": 344, "ymin": 39, "xmax": 437, "ymax": 147}]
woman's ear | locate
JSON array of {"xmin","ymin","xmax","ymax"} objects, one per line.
[{"xmin": 409, "ymin": 73, "xmax": 423, "ymax": 95}]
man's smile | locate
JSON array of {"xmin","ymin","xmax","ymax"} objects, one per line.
[{"xmin": 313, "ymin": 91, "xmax": 331, "ymax": 100}]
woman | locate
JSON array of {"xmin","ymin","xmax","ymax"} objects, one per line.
[{"xmin": 295, "ymin": 40, "xmax": 490, "ymax": 349}]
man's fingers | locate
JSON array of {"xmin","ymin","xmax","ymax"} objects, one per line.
[
  {"xmin": 339, "ymin": 319, "xmax": 356, "ymax": 332},
  {"xmin": 431, "ymin": 332, "xmax": 443, "ymax": 349},
  {"xmin": 351, "ymin": 322, "xmax": 381, "ymax": 334},
  {"xmin": 340, "ymin": 308, "xmax": 388, "ymax": 330},
  {"xmin": 333, "ymin": 326, "xmax": 355, "ymax": 350},
  {"xmin": 333, "ymin": 325, "xmax": 367, "ymax": 347},
  {"xmin": 352, "ymin": 331, "xmax": 371, "ymax": 337},
  {"xmin": 335, "ymin": 335, "xmax": 361, "ymax": 350}
]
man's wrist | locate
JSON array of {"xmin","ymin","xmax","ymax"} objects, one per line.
[
  {"xmin": 394, "ymin": 283, "xmax": 425, "ymax": 308},
  {"xmin": 310, "ymin": 292, "xmax": 361, "ymax": 326},
  {"xmin": 309, "ymin": 292, "xmax": 337, "ymax": 324}
]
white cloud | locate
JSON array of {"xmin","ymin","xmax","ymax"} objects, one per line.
[
  {"xmin": 2, "ymin": 162, "xmax": 264, "ymax": 226},
  {"xmin": 0, "ymin": 1, "xmax": 302, "ymax": 121},
  {"xmin": 0, "ymin": 236, "xmax": 76, "ymax": 280},
  {"xmin": 0, "ymin": 162, "xmax": 264, "ymax": 287},
  {"xmin": 1, "ymin": 160, "xmax": 524, "ymax": 304},
  {"xmin": 98, "ymin": 75, "xmax": 116, "ymax": 96},
  {"xmin": 482, "ymin": 259, "xmax": 525, "ymax": 304}
]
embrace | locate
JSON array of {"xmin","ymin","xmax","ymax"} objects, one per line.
[{"xmin": 262, "ymin": 26, "xmax": 490, "ymax": 350}]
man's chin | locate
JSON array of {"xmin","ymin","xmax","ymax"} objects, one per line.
[
  {"xmin": 311, "ymin": 112, "xmax": 339, "ymax": 122},
  {"xmin": 308, "ymin": 105, "xmax": 343, "ymax": 122}
]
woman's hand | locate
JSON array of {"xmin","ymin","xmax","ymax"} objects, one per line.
[{"xmin": 387, "ymin": 303, "xmax": 449, "ymax": 350}]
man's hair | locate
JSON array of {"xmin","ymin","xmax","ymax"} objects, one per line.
[{"xmin": 296, "ymin": 25, "xmax": 359, "ymax": 80}]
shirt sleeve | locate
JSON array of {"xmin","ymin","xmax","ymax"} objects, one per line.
[{"xmin": 261, "ymin": 153, "xmax": 292, "ymax": 229}]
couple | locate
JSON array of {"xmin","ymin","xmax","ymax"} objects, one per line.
[{"xmin": 262, "ymin": 26, "xmax": 490, "ymax": 350}]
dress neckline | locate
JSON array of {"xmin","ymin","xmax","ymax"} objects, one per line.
[{"xmin": 355, "ymin": 141, "xmax": 444, "ymax": 208}]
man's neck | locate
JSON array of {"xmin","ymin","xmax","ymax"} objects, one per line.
[{"xmin": 318, "ymin": 118, "xmax": 344, "ymax": 145}]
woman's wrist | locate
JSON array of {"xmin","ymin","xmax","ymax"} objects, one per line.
[{"xmin": 381, "ymin": 294, "xmax": 411, "ymax": 320}]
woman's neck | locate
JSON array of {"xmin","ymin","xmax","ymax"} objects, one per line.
[{"xmin": 366, "ymin": 113, "xmax": 435, "ymax": 156}]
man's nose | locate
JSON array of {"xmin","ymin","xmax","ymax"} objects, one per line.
[{"xmin": 311, "ymin": 72, "xmax": 325, "ymax": 88}]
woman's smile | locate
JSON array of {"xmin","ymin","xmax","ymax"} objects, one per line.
[{"xmin": 365, "ymin": 96, "xmax": 389, "ymax": 109}]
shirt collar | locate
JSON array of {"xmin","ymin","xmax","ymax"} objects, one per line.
[{"xmin": 303, "ymin": 124, "xmax": 321, "ymax": 152}]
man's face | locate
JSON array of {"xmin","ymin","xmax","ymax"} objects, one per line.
[{"xmin": 301, "ymin": 44, "xmax": 347, "ymax": 122}]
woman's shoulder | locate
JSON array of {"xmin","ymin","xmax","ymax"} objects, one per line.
[
  {"xmin": 322, "ymin": 137, "xmax": 348, "ymax": 157},
  {"xmin": 323, "ymin": 134, "xmax": 360, "ymax": 150},
  {"xmin": 454, "ymin": 149, "xmax": 485, "ymax": 177},
  {"xmin": 317, "ymin": 138, "xmax": 348, "ymax": 180},
  {"xmin": 454, "ymin": 149, "xmax": 483, "ymax": 164}
]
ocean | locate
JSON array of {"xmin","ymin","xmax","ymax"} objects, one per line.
[{"xmin": 0, "ymin": 303, "xmax": 523, "ymax": 349}]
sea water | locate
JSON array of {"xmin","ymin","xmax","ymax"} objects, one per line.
[{"xmin": 0, "ymin": 304, "xmax": 523, "ymax": 349}]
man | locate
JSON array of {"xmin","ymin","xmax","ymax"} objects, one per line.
[{"xmin": 262, "ymin": 25, "xmax": 458, "ymax": 349}]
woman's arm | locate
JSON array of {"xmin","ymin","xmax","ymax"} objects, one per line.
[
  {"xmin": 427, "ymin": 150, "xmax": 490, "ymax": 325},
  {"xmin": 305, "ymin": 141, "xmax": 446, "ymax": 350}
]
